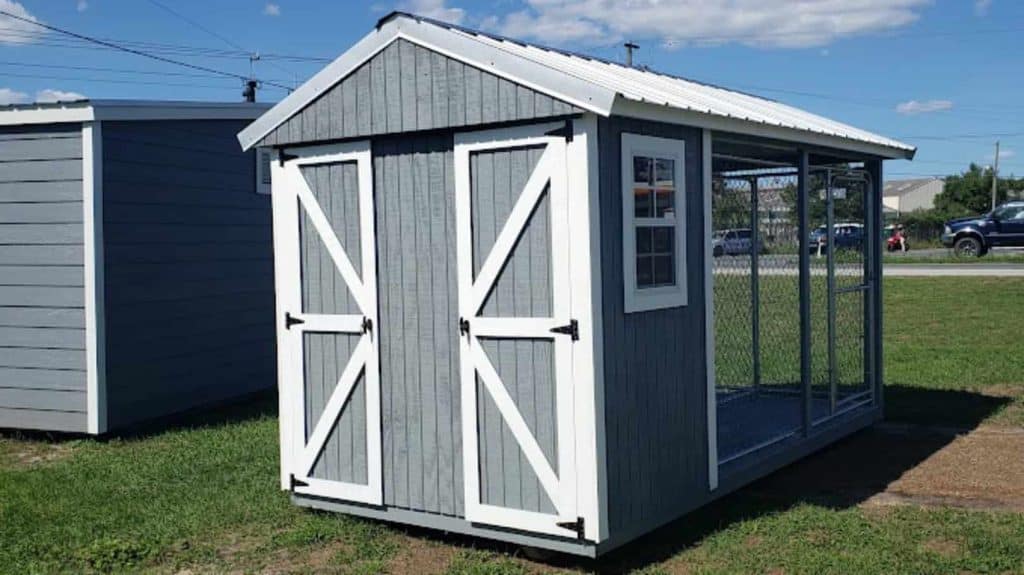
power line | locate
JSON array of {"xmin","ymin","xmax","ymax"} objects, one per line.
[
  {"xmin": 0, "ymin": 8, "xmax": 293, "ymax": 92},
  {"xmin": 0, "ymin": 70, "xmax": 290, "ymax": 91},
  {"xmin": 895, "ymin": 131, "xmax": 1024, "ymax": 141},
  {"xmin": 0, "ymin": 60, "xmax": 286, "ymax": 82}
]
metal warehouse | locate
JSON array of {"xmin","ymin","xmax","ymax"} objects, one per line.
[
  {"xmin": 238, "ymin": 12, "xmax": 916, "ymax": 556},
  {"xmin": 0, "ymin": 100, "xmax": 275, "ymax": 434}
]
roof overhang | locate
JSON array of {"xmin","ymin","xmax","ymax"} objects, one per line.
[
  {"xmin": 237, "ymin": 12, "xmax": 915, "ymax": 162},
  {"xmin": 0, "ymin": 100, "xmax": 272, "ymax": 127}
]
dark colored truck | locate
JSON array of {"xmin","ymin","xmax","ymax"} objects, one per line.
[{"xmin": 941, "ymin": 201, "xmax": 1024, "ymax": 257}]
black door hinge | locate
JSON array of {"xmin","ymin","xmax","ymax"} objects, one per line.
[
  {"xmin": 459, "ymin": 317, "xmax": 470, "ymax": 337},
  {"xmin": 545, "ymin": 120, "xmax": 574, "ymax": 142},
  {"xmin": 362, "ymin": 316, "xmax": 373, "ymax": 334},
  {"xmin": 278, "ymin": 149, "xmax": 298, "ymax": 166},
  {"xmin": 289, "ymin": 474, "xmax": 309, "ymax": 490},
  {"xmin": 285, "ymin": 312, "xmax": 304, "ymax": 330},
  {"xmin": 550, "ymin": 319, "xmax": 579, "ymax": 341},
  {"xmin": 556, "ymin": 517, "xmax": 585, "ymax": 540}
]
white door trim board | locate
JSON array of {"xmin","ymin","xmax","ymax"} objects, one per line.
[
  {"xmin": 82, "ymin": 121, "xmax": 107, "ymax": 435},
  {"xmin": 276, "ymin": 141, "xmax": 383, "ymax": 505}
]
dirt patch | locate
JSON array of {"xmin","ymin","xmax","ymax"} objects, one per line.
[
  {"xmin": 921, "ymin": 537, "xmax": 962, "ymax": 558},
  {"xmin": 0, "ymin": 437, "xmax": 77, "ymax": 469},
  {"xmin": 386, "ymin": 535, "xmax": 457, "ymax": 575},
  {"xmin": 748, "ymin": 423, "xmax": 1024, "ymax": 513}
]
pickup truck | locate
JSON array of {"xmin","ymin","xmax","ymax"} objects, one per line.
[{"xmin": 941, "ymin": 201, "xmax": 1024, "ymax": 257}]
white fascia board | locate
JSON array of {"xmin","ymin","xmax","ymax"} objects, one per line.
[
  {"xmin": 0, "ymin": 102, "xmax": 271, "ymax": 127},
  {"xmin": 236, "ymin": 15, "xmax": 616, "ymax": 151},
  {"xmin": 613, "ymin": 98, "xmax": 917, "ymax": 161},
  {"xmin": 0, "ymin": 104, "xmax": 94, "ymax": 126}
]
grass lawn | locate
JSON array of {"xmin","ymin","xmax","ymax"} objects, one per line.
[
  {"xmin": 1, "ymin": 278, "xmax": 1023, "ymax": 573},
  {"xmin": 882, "ymin": 252, "xmax": 1024, "ymax": 265}
]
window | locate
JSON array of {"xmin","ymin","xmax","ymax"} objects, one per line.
[
  {"xmin": 622, "ymin": 133, "xmax": 687, "ymax": 313},
  {"xmin": 256, "ymin": 148, "xmax": 273, "ymax": 195}
]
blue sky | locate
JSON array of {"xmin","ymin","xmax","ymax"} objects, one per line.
[{"xmin": 0, "ymin": 0, "xmax": 1021, "ymax": 180}]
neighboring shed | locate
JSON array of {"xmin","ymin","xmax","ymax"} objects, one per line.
[
  {"xmin": 238, "ymin": 12, "xmax": 915, "ymax": 557},
  {"xmin": 0, "ymin": 100, "xmax": 274, "ymax": 434},
  {"xmin": 883, "ymin": 177, "xmax": 944, "ymax": 215}
]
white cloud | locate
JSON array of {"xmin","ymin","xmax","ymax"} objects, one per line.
[
  {"xmin": 0, "ymin": 0, "xmax": 43, "ymax": 45},
  {"xmin": 77, "ymin": 0, "xmax": 88, "ymax": 12},
  {"xmin": 974, "ymin": 0, "xmax": 992, "ymax": 16},
  {"xmin": 34, "ymin": 89, "xmax": 86, "ymax": 103},
  {"xmin": 896, "ymin": 99, "xmax": 954, "ymax": 115},
  {"xmin": 0, "ymin": 87, "xmax": 28, "ymax": 105},
  {"xmin": 483, "ymin": 0, "xmax": 931, "ymax": 48},
  {"xmin": 263, "ymin": 3, "xmax": 281, "ymax": 16},
  {"xmin": 996, "ymin": 148, "xmax": 1015, "ymax": 161},
  {"xmin": 397, "ymin": 0, "xmax": 465, "ymax": 25}
]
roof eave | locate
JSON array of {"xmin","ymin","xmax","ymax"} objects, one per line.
[{"xmin": 0, "ymin": 100, "xmax": 272, "ymax": 127}]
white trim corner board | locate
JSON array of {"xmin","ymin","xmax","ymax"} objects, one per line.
[
  {"xmin": 82, "ymin": 121, "xmax": 107, "ymax": 435},
  {"xmin": 703, "ymin": 129, "xmax": 719, "ymax": 491}
]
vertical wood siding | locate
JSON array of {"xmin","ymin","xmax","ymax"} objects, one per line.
[
  {"xmin": 373, "ymin": 134, "xmax": 463, "ymax": 516},
  {"xmin": 597, "ymin": 116, "xmax": 709, "ymax": 534},
  {"xmin": 256, "ymin": 39, "xmax": 580, "ymax": 148},
  {"xmin": 0, "ymin": 125, "xmax": 87, "ymax": 433},
  {"xmin": 101, "ymin": 120, "xmax": 275, "ymax": 429},
  {"xmin": 299, "ymin": 162, "xmax": 366, "ymax": 484},
  {"xmin": 470, "ymin": 145, "xmax": 557, "ymax": 514}
]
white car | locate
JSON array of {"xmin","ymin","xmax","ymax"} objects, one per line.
[{"xmin": 712, "ymin": 228, "xmax": 764, "ymax": 256}]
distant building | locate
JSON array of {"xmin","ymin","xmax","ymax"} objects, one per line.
[{"xmin": 883, "ymin": 177, "xmax": 944, "ymax": 215}]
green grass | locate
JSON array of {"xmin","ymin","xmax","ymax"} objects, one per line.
[
  {"xmin": 883, "ymin": 252, "xmax": 1024, "ymax": 265},
  {"xmin": 0, "ymin": 278, "xmax": 1022, "ymax": 573}
]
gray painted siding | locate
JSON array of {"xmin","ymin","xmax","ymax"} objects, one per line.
[
  {"xmin": 102, "ymin": 120, "xmax": 275, "ymax": 430},
  {"xmin": 469, "ymin": 145, "xmax": 556, "ymax": 514},
  {"xmin": 0, "ymin": 124, "xmax": 87, "ymax": 433},
  {"xmin": 597, "ymin": 117, "xmax": 709, "ymax": 534},
  {"xmin": 374, "ymin": 134, "xmax": 462, "ymax": 516},
  {"xmin": 257, "ymin": 39, "xmax": 580, "ymax": 147},
  {"xmin": 298, "ymin": 163, "xmax": 366, "ymax": 484}
]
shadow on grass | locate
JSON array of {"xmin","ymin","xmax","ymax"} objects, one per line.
[
  {"xmin": 561, "ymin": 385, "xmax": 1010, "ymax": 573},
  {"xmin": 0, "ymin": 390, "xmax": 278, "ymax": 445}
]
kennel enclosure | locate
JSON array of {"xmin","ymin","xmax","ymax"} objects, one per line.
[
  {"xmin": 239, "ymin": 12, "xmax": 915, "ymax": 556},
  {"xmin": 0, "ymin": 100, "xmax": 275, "ymax": 434}
]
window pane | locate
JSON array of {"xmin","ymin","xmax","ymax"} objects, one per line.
[
  {"xmin": 653, "ymin": 227, "xmax": 674, "ymax": 253},
  {"xmin": 655, "ymin": 158, "xmax": 674, "ymax": 186},
  {"xmin": 653, "ymin": 255, "xmax": 675, "ymax": 286},
  {"xmin": 654, "ymin": 189, "xmax": 675, "ymax": 218},
  {"xmin": 633, "ymin": 156, "xmax": 653, "ymax": 185},
  {"xmin": 636, "ymin": 255, "xmax": 654, "ymax": 288},
  {"xmin": 634, "ymin": 188, "xmax": 653, "ymax": 218},
  {"xmin": 636, "ymin": 227, "xmax": 653, "ymax": 255}
]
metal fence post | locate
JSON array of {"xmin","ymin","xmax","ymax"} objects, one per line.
[
  {"xmin": 750, "ymin": 177, "xmax": 761, "ymax": 391},
  {"xmin": 826, "ymin": 169, "xmax": 837, "ymax": 416},
  {"xmin": 798, "ymin": 151, "xmax": 811, "ymax": 436}
]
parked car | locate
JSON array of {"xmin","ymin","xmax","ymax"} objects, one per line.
[
  {"xmin": 941, "ymin": 201, "xmax": 1024, "ymax": 257},
  {"xmin": 712, "ymin": 228, "xmax": 764, "ymax": 256},
  {"xmin": 808, "ymin": 223, "xmax": 864, "ymax": 253}
]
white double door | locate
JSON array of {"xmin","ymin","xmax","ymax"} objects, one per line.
[{"xmin": 274, "ymin": 122, "xmax": 583, "ymax": 538}]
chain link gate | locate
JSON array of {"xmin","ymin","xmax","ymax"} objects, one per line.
[{"xmin": 713, "ymin": 160, "xmax": 875, "ymax": 463}]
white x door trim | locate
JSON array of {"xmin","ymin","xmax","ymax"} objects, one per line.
[
  {"xmin": 454, "ymin": 122, "xmax": 579, "ymax": 538},
  {"xmin": 275, "ymin": 141, "xmax": 382, "ymax": 505}
]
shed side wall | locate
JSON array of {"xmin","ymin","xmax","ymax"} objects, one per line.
[
  {"xmin": 257, "ymin": 38, "xmax": 581, "ymax": 148},
  {"xmin": 597, "ymin": 116, "xmax": 709, "ymax": 534},
  {"xmin": 101, "ymin": 120, "xmax": 276, "ymax": 429},
  {"xmin": 0, "ymin": 124, "xmax": 87, "ymax": 433}
]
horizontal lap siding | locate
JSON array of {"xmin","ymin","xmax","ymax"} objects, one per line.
[
  {"xmin": 0, "ymin": 124, "xmax": 87, "ymax": 432},
  {"xmin": 102, "ymin": 120, "xmax": 276, "ymax": 429},
  {"xmin": 597, "ymin": 117, "xmax": 709, "ymax": 534},
  {"xmin": 256, "ymin": 38, "xmax": 581, "ymax": 147}
]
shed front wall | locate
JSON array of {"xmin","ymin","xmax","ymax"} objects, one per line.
[
  {"xmin": 0, "ymin": 123, "xmax": 88, "ymax": 433},
  {"xmin": 597, "ymin": 116, "xmax": 710, "ymax": 536},
  {"xmin": 101, "ymin": 120, "xmax": 276, "ymax": 429}
]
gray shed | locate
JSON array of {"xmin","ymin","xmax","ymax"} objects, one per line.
[
  {"xmin": 238, "ymin": 13, "xmax": 916, "ymax": 557},
  {"xmin": 0, "ymin": 100, "xmax": 275, "ymax": 434}
]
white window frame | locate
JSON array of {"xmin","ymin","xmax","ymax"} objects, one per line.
[{"xmin": 621, "ymin": 133, "xmax": 688, "ymax": 313}]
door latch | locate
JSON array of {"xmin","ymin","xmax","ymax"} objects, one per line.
[
  {"xmin": 362, "ymin": 316, "xmax": 373, "ymax": 334},
  {"xmin": 550, "ymin": 319, "xmax": 579, "ymax": 341},
  {"xmin": 285, "ymin": 312, "xmax": 304, "ymax": 330},
  {"xmin": 459, "ymin": 317, "xmax": 470, "ymax": 337},
  {"xmin": 556, "ymin": 517, "xmax": 585, "ymax": 540}
]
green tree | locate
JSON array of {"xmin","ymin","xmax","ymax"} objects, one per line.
[{"xmin": 933, "ymin": 163, "xmax": 1015, "ymax": 217}]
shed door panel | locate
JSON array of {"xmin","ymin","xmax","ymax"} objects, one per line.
[
  {"xmin": 278, "ymin": 142, "xmax": 381, "ymax": 505},
  {"xmin": 455, "ymin": 123, "xmax": 579, "ymax": 538}
]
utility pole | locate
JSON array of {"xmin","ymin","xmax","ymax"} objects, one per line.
[
  {"xmin": 991, "ymin": 141, "xmax": 1000, "ymax": 211},
  {"xmin": 624, "ymin": 42, "xmax": 638, "ymax": 67}
]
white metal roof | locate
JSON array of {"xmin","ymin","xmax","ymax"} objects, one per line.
[
  {"xmin": 239, "ymin": 12, "xmax": 915, "ymax": 159},
  {"xmin": 0, "ymin": 99, "xmax": 272, "ymax": 126}
]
